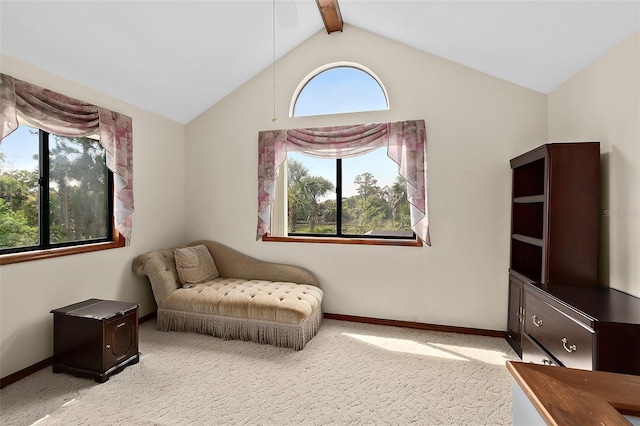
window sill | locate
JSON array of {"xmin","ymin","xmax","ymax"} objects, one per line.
[
  {"xmin": 0, "ymin": 234, "xmax": 126, "ymax": 266},
  {"xmin": 261, "ymin": 233, "xmax": 423, "ymax": 247}
]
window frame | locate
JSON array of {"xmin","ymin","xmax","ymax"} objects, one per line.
[
  {"xmin": 0, "ymin": 128, "xmax": 123, "ymax": 265},
  {"xmin": 268, "ymin": 157, "xmax": 421, "ymax": 247},
  {"xmin": 0, "ymin": 235, "xmax": 125, "ymax": 265},
  {"xmin": 290, "ymin": 62, "xmax": 389, "ymax": 118},
  {"xmin": 263, "ymin": 62, "xmax": 422, "ymax": 247},
  {"xmin": 262, "ymin": 233, "xmax": 422, "ymax": 247}
]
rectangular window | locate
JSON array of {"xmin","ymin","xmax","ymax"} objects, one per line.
[
  {"xmin": 0, "ymin": 124, "xmax": 113, "ymax": 254},
  {"xmin": 284, "ymin": 148, "xmax": 414, "ymax": 240}
]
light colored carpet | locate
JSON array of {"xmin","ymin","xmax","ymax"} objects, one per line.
[{"xmin": 1, "ymin": 319, "xmax": 518, "ymax": 425}]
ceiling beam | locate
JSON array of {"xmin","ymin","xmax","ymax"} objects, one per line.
[{"xmin": 316, "ymin": 0, "xmax": 343, "ymax": 34}]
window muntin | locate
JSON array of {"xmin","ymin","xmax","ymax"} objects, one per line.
[
  {"xmin": 0, "ymin": 124, "xmax": 112, "ymax": 254},
  {"xmin": 285, "ymin": 149, "xmax": 413, "ymax": 239},
  {"xmin": 292, "ymin": 66, "xmax": 388, "ymax": 117}
]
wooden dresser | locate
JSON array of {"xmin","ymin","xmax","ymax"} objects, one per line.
[
  {"xmin": 506, "ymin": 142, "xmax": 640, "ymax": 375},
  {"xmin": 515, "ymin": 271, "xmax": 640, "ymax": 375}
]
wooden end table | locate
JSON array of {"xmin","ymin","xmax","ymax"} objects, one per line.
[{"xmin": 51, "ymin": 298, "xmax": 140, "ymax": 383}]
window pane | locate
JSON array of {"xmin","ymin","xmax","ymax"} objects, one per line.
[
  {"xmin": 294, "ymin": 66, "xmax": 388, "ymax": 117},
  {"xmin": 342, "ymin": 148, "xmax": 412, "ymax": 237},
  {"xmin": 287, "ymin": 152, "xmax": 336, "ymax": 235},
  {"xmin": 49, "ymin": 134, "xmax": 108, "ymax": 244},
  {"xmin": 0, "ymin": 125, "xmax": 40, "ymax": 249}
]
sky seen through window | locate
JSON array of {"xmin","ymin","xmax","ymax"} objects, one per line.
[{"xmin": 292, "ymin": 66, "xmax": 396, "ymax": 198}]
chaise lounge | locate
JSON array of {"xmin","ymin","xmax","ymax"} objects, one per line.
[{"xmin": 132, "ymin": 240, "xmax": 323, "ymax": 350}]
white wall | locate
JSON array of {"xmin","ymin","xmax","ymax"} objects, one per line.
[
  {"xmin": 0, "ymin": 55, "xmax": 187, "ymax": 377},
  {"xmin": 185, "ymin": 26, "xmax": 547, "ymax": 331},
  {"xmin": 548, "ymin": 31, "xmax": 640, "ymax": 298}
]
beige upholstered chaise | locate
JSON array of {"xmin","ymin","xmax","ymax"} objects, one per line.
[{"xmin": 132, "ymin": 240, "xmax": 323, "ymax": 350}]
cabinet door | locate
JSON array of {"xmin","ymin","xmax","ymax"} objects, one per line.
[
  {"xmin": 507, "ymin": 274, "xmax": 524, "ymax": 357},
  {"xmin": 104, "ymin": 312, "xmax": 138, "ymax": 370}
]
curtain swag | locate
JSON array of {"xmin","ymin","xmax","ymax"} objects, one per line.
[
  {"xmin": 257, "ymin": 120, "xmax": 430, "ymax": 245},
  {"xmin": 0, "ymin": 73, "xmax": 134, "ymax": 243}
]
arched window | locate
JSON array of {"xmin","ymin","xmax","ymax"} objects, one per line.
[
  {"xmin": 266, "ymin": 64, "xmax": 422, "ymax": 245},
  {"xmin": 292, "ymin": 64, "xmax": 388, "ymax": 117}
]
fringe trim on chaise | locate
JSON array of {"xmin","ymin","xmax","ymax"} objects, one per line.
[{"xmin": 156, "ymin": 308, "xmax": 323, "ymax": 350}]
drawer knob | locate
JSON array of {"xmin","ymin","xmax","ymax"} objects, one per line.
[
  {"xmin": 532, "ymin": 315, "xmax": 543, "ymax": 327},
  {"xmin": 562, "ymin": 337, "xmax": 577, "ymax": 353},
  {"xmin": 106, "ymin": 344, "xmax": 111, "ymax": 349}
]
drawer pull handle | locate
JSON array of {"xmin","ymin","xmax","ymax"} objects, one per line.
[
  {"xmin": 562, "ymin": 338, "xmax": 577, "ymax": 353},
  {"xmin": 532, "ymin": 315, "xmax": 543, "ymax": 327}
]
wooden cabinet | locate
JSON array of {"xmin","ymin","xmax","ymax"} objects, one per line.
[
  {"xmin": 507, "ymin": 142, "xmax": 600, "ymax": 357},
  {"xmin": 509, "ymin": 142, "xmax": 600, "ymax": 287},
  {"xmin": 51, "ymin": 299, "xmax": 140, "ymax": 383},
  {"xmin": 506, "ymin": 274, "xmax": 525, "ymax": 358},
  {"xmin": 506, "ymin": 142, "xmax": 640, "ymax": 375},
  {"xmin": 511, "ymin": 264, "xmax": 640, "ymax": 375},
  {"xmin": 529, "ymin": 284, "xmax": 640, "ymax": 375}
]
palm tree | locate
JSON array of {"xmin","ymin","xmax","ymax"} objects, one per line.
[
  {"xmin": 387, "ymin": 176, "xmax": 408, "ymax": 227},
  {"xmin": 287, "ymin": 159, "xmax": 334, "ymax": 233},
  {"xmin": 287, "ymin": 159, "xmax": 310, "ymax": 232},
  {"xmin": 300, "ymin": 175, "xmax": 334, "ymax": 232}
]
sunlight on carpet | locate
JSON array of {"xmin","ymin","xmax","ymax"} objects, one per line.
[
  {"xmin": 342, "ymin": 332, "xmax": 469, "ymax": 361},
  {"xmin": 430, "ymin": 342, "xmax": 513, "ymax": 366},
  {"xmin": 31, "ymin": 414, "xmax": 51, "ymax": 425},
  {"xmin": 343, "ymin": 332, "xmax": 510, "ymax": 366},
  {"xmin": 31, "ymin": 397, "xmax": 78, "ymax": 425}
]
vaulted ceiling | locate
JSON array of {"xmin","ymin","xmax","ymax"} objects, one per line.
[{"xmin": 1, "ymin": 1, "xmax": 638, "ymax": 124}]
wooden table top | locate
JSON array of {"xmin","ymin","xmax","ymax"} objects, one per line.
[{"xmin": 507, "ymin": 361, "xmax": 640, "ymax": 426}]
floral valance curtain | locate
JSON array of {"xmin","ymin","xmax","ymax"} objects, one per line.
[
  {"xmin": 0, "ymin": 73, "xmax": 134, "ymax": 243},
  {"xmin": 257, "ymin": 120, "xmax": 430, "ymax": 245}
]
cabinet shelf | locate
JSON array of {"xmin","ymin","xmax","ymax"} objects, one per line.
[
  {"xmin": 511, "ymin": 239, "xmax": 543, "ymax": 284},
  {"xmin": 512, "ymin": 158, "xmax": 545, "ymax": 198},
  {"xmin": 514, "ymin": 195, "xmax": 545, "ymax": 203},
  {"xmin": 512, "ymin": 234, "xmax": 543, "ymax": 247},
  {"xmin": 512, "ymin": 203, "xmax": 544, "ymax": 239}
]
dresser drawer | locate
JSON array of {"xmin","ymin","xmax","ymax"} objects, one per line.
[
  {"xmin": 524, "ymin": 291, "xmax": 595, "ymax": 370},
  {"xmin": 522, "ymin": 334, "xmax": 559, "ymax": 367}
]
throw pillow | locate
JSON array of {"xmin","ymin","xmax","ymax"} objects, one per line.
[{"xmin": 174, "ymin": 245, "xmax": 219, "ymax": 286}]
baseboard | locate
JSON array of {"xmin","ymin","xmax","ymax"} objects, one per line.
[
  {"xmin": 323, "ymin": 313, "xmax": 506, "ymax": 338},
  {"xmin": 0, "ymin": 357, "xmax": 53, "ymax": 389},
  {"xmin": 0, "ymin": 311, "xmax": 157, "ymax": 389},
  {"xmin": 139, "ymin": 311, "xmax": 157, "ymax": 324}
]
